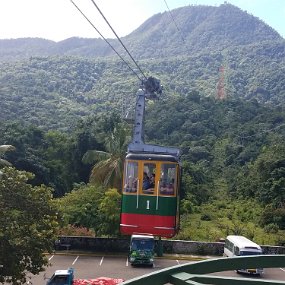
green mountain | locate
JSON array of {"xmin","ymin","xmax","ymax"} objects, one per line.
[
  {"xmin": 0, "ymin": 4, "xmax": 283, "ymax": 60},
  {"xmin": 0, "ymin": 3, "xmax": 285, "ymax": 131},
  {"xmin": 124, "ymin": 3, "xmax": 282, "ymax": 58}
]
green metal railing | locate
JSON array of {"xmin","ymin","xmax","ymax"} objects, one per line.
[{"xmin": 121, "ymin": 255, "xmax": 285, "ymax": 285}]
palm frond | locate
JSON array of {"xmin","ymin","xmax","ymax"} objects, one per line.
[
  {"xmin": 0, "ymin": 145, "xmax": 16, "ymax": 153},
  {"xmin": 82, "ymin": 150, "xmax": 110, "ymax": 164},
  {"xmin": 85, "ymin": 123, "xmax": 129, "ymax": 189},
  {"xmin": 93, "ymin": 158, "xmax": 112, "ymax": 169},
  {"xmin": 0, "ymin": 158, "xmax": 12, "ymax": 167},
  {"xmin": 89, "ymin": 158, "xmax": 113, "ymax": 184}
]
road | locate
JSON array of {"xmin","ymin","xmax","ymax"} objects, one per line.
[{"xmin": 25, "ymin": 253, "xmax": 285, "ymax": 284}]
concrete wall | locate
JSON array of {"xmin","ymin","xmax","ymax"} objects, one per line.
[{"xmin": 57, "ymin": 236, "xmax": 285, "ymax": 256}]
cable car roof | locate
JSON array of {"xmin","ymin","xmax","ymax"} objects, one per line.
[{"xmin": 126, "ymin": 152, "xmax": 179, "ymax": 162}]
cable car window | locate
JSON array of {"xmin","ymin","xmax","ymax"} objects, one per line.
[
  {"xmin": 142, "ymin": 163, "xmax": 156, "ymax": 194},
  {"xmin": 234, "ymin": 246, "xmax": 240, "ymax": 256},
  {"xmin": 160, "ymin": 163, "xmax": 176, "ymax": 195},
  {"xmin": 123, "ymin": 161, "xmax": 138, "ymax": 193}
]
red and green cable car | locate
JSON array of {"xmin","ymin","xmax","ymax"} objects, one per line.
[
  {"xmin": 120, "ymin": 77, "xmax": 181, "ymax": 238},
  {"xmin": 120, "ymin": 153, "xmax": 180, "ymax": 237}
]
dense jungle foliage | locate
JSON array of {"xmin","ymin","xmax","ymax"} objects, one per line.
[
  {"xmin": 1, "ymin": 40, "xmax": 285, "ymax": 131},
  {"xmin": 1, "ymin": 94, "xmax": 285, "ymax": 244},
  {"xmin": 0, "ymin": 3, "xmax": 285, "ymax": 244}
]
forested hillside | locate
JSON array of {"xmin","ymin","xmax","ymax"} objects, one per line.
[
  {"xmin": 1, "ymin": 93, "xmax": 285, "ymax": 243},
  {"xmin": 0, "ymin": 4, "xmax": 285, "ymax": 130},
  {"xmin": 1, "ymin": 3, "xmax": 285, "ymax": 244},
  {"xmin": 124, "ymin": 3, "xmax": 282, "ymax": 58},
  {"xmin": 1, "ymin": 42, "xmax": 285, "ymax": 131}
]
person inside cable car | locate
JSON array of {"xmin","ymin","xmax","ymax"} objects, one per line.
[
  {"xmin": 160, "ymin": 179, "xmax": 174, "ymax": 195},
  {"xmin": 142, "ymin": 172, "xmax": 150, "ymax": 190},
  {"xmin": 149, "ymin": 173, "xmax": 155, "ymax": 188},
  {"xmin": 166, "ymin": 181, "xmax": 174, "ymax": 194},
  {"xmin": 124, "ymin": 176, "xmax": 137, "ymax": 193},
  {"xmin": 143, "ymin": 172, "xmax": 155, "ymax": 194}
]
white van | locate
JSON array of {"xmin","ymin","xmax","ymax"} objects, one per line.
[{"xmin": 224, "ymin": 235, "xmax": 263, "ymax": 275}]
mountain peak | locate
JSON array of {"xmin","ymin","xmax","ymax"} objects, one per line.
[
  {"xmin": 124, "ymin": 3, "xmax": 282, "ymax": 59},
  {"xmin": 0, "ymin": 4, "xmax": 283, "ymax": 61}
]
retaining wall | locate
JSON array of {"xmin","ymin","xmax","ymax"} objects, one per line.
[{"xmin": 57, "ymin": 236, "xmax": 285, "ymax": 256}]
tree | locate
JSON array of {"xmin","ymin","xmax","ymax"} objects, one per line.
[
  {"xmin": 55, "ymin": 183, "xmax": 104, "ymax": 231},
  {"xmin": 83, "ymin": 123, "xmax": 130, "ymax": 190},
  {"xmin": 97, "ymin": 189, "xmax": 121, "ymax": 236},
  {"xmin": 0, "ymin": 124, "xmax": 52, "ymax": 191},
  {"xmin": 181, "ymin": 161, "xmax": 212, "ymax": 204},
  {"xmin": 43, "ymin": 130, "xmax": 75, "ymax": 197},
  {"xmin": 69, "ymin": 117, "xmax": 104, "ymax": 185},
  {"xmin": 0, "ymin": 167, "xmax": 59, "ymax": 284},
  {"xmin": 55, "ymin": 184, "xmax": 121, "ymax": 236}
]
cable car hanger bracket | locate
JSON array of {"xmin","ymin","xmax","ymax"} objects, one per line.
[{"xmin": 127, "ymin": 77, "xmax": 180, "ymax": 159}]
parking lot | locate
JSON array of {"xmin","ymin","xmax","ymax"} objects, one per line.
[
  {"xmin": 29, "ymin": 253, "xmax": 188, "ymax": 283},
  {"xmin": 25, "ymin": 253, "xmax": 285, "ymax": 284}
]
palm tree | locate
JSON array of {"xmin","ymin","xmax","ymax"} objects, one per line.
[
  {"xmin": 0, "ymin": 144, "xmax": 16, "ymax": 179},
  {"xmin": 0, "ymin": 145, "xmax": 15, "ymax": 167},
  {"xmin": 82, "ymin": 124, "xmax": 130, "ymax": 191}
]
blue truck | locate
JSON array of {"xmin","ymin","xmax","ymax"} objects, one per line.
[{"xmin": 46, "ymin": 268, "xmax": 74, "ymax": 285}]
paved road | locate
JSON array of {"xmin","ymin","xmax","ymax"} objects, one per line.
[{"xmin": 26, "ymin": 253, "xmax": 285, "ymax": 284}]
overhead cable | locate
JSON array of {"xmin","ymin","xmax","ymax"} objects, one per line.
[
  {"xmin": 90, "ymin": 0, "xmax": 147, "ymax": 81},
  {"xmin": 163, "ymin": 0, "xmax": 185, "ymax": 43},
  {"xmin": 70, "ymin": 0, "xmax": 143, "ymax": 81}
]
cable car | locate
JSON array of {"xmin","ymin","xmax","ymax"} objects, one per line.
[{"xmin": 120, "ymin": 77, "xmax": 181, "ymax": 238}]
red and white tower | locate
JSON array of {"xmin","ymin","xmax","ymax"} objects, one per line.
[{"xmin": 216, "ymin": 66, "xmax": 226, "ymax": 100}]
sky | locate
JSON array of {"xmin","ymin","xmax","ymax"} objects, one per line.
[{"xmin": 0, "ymin": 0, "xmax": 284, "ymax": 42}]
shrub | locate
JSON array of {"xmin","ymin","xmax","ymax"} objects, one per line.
[
  {"xmin": 264, "ymin": 223, "xmax": 279, "ymax": 234},
  {"xmin": 57, "ymin": 225, "xmax": 95, "ymax": 236},
  {"xmin": 201, "ymin": 213, "xmax": 212, "ymax": 221}
]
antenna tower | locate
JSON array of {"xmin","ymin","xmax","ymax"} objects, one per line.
[{"xmin": 216, "ymin": 66, "xmax": 226, "ymax": 100}]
